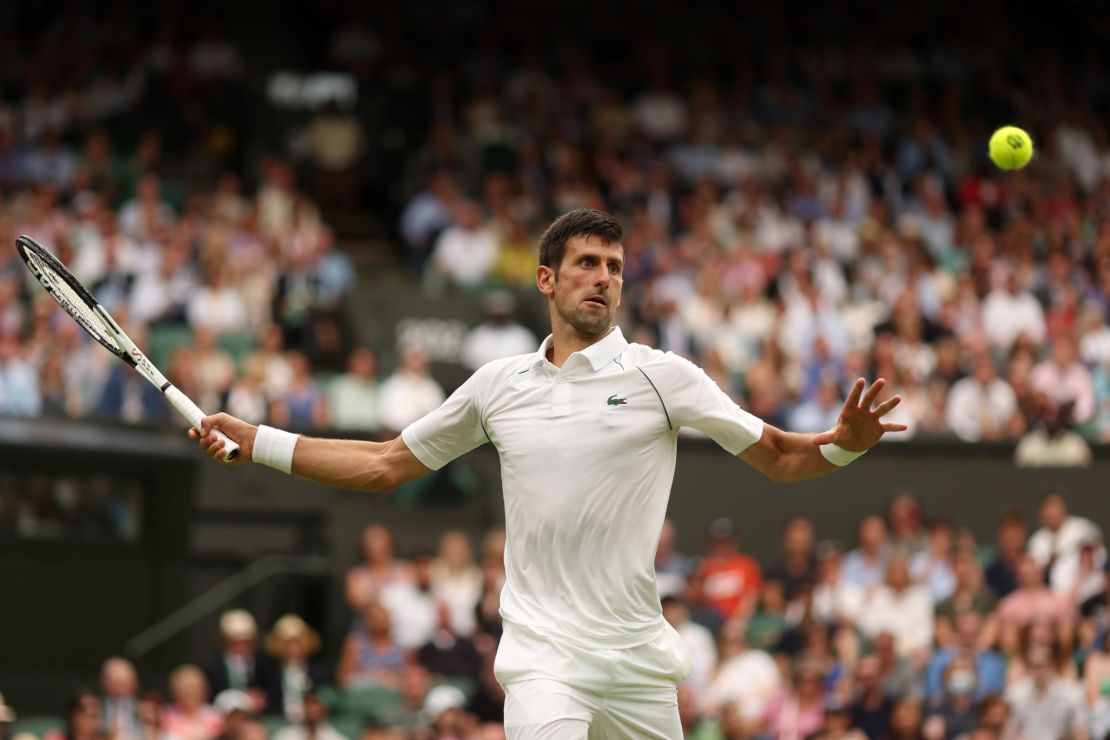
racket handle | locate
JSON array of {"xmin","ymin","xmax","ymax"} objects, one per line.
[{"xmin": 164, "ymin": 385, "xmax": 241, "ymax": 463}]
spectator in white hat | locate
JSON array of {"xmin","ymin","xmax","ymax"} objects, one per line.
[{"xmin": 203, "ymin": 610, "xmax": 270, "ymax": 713}]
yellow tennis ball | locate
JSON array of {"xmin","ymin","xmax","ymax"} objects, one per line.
[{"xmin": 989, "ymin": 126, "xmax": 1034, "ymax": 171}]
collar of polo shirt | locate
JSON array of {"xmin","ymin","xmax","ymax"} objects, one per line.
[{"xmin": 531, "ymin": 326, "xmax": 630, "ymax": 371}]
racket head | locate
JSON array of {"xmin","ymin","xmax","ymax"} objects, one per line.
[{"xmin": 15, "ymin": 234, "xmax": 133, "ymax": 366}]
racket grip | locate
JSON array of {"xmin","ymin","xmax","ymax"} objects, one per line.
[{"xmin": 164, "ymin": 386, "xmax": 241, "ymax": 463}]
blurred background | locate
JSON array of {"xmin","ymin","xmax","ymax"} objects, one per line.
[{"xmin": 2, "ymin": 0, "xmax": 1110, "ymax": 738}]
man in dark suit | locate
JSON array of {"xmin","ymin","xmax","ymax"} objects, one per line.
[{"xmin": 204, "ymin": 609, "xmax": 273, "ymax": 713}]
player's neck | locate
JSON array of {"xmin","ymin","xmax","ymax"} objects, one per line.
[{"xmin": 546, "ymin": 323, "xmax": 613, "ymax": 367}]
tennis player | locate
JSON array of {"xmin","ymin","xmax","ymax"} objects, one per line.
[{"xmin": 191, "ymin": 208, "xmax": 905, "ymax": 738}]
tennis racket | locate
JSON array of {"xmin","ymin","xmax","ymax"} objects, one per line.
[{"xmin": 15, "ymin": 235, "xmax": 240, "ymax": 462}]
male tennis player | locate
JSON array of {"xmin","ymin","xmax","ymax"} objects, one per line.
[{"xmin": 192, "ymin": 208, "xmax": 905, "ymax": 738}]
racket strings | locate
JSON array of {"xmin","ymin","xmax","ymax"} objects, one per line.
[{"xmin": 27, "ymin": 251, "xmax": 124, "ymax": 355}]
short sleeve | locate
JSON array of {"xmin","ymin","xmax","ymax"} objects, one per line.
[
  {"xmin": 644, "ymin": 353, "xmax": 764, "ymax": 455},
  {"xmin": 401, "ymin": 369, "xmax": 490, "ymax": 470}
]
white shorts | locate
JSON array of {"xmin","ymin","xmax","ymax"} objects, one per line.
[{"xmin": 493, "ymin": 621, "xmax": 692, "ymax": 739}]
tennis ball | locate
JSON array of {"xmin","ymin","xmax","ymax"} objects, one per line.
[{"xmin": 989, "ymin": 126, "xmax": 1034, "ymax": 171}]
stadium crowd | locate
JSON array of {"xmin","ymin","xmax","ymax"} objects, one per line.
[
  {"xmin": 3, "ymin": 489, "xmax": 1108, "ymax": 739},
  {"xmin": 1, "ymin": 7, "xmax": 1110, "ymax": 456}
]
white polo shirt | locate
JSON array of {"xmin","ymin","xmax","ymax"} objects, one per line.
[{"xmin": 402, "ymin": 327, "xmax": 764, "ymax": 649}]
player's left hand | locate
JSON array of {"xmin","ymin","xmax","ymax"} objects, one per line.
[{"xmin": 811, "ymin": 378, "xmax": 907, "ymax": 452}]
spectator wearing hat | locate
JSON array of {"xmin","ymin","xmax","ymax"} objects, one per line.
[
  {"xmin": 203, "ymin": 610, "xmax": 269, "ymax": 712},
  {"xmin": 696, "ymin": 518, "xmax": 763, "ymax": 620},
  {"xmin": 263, "ymin": 615, "xmax": 328, "ymax": 721}
]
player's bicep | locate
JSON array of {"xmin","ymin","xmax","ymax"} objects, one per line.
[
  {"xmin": 650, "ymin": 354, "xmax": 764, "ymax": 454},
  {"xmin": 401, "ymin": 369, "xmax": 491, "ymax": 470},
  {"xmin": 380, "ymin": 434, "xmax": 434, "ymax": 488}
]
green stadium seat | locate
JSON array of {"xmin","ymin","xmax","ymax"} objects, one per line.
[
  {"xmin": 10, "ymin": 715, "xmax": 63, "ymax": 738},
  {"xmin": 147, "ymin": 324, "xmax": 194, "ymax": 369},
  {"xmin": 217, "ymin": 330, "xmax": 258, "ymax": 368},
  {"xmin": 330, "ymin": 715, "xmax": 363, "ymax": 740},
  {"xmin": 261, "ymin": 715, "xmax": 293, "ymax": 736},
  {"xmin": 341, "ymin": 685, "xmax": 404, "ymax": 725}
]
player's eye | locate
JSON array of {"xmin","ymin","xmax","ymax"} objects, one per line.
[
  {"xmin": 580, "ymin": 258, "xmax": 593, "ymax": 268},
  {"xmin": 609, "ymin": 263, "xmax": 622, "ymax": 275}
]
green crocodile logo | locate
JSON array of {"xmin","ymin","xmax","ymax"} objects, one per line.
[{"xmin": 607, "ymin": 394, "xmax": 628, "ymax": 406}]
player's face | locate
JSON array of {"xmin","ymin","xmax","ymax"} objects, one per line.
[{"xmin": 540, "ymin": 235, "xmax": 624, "ymax": 338}]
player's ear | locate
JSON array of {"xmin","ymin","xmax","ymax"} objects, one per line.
[{"xmin": 537, "ymin": 264, "xmax": 555, "ymax": 297}]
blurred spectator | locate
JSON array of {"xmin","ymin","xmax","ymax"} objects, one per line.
[
  {"xmin": 996, "ymin": 555, "xmax": 1076, "ymax": 640},
  {"xmin": 705, "ymin": 617, "xmax": 781, "ymax": 725},
  {"xmin": 859, "ymin": 558, "xmax": 934, "ymax": 659},
  {"xmin": 416, "ymin": 602, "xmax": 483, "ymax": 682},
  {"xmin": 981, "ymin": 271, "xmax": 1046, "ymax": 352},
  {"xmin": 1014, "ymin": 398, "xmax": 1093, "ymax": 467},
  {"xmin": 161, "ymin": 666, "xmax": 223, "ymax": 740},
  {"xmin": 431, "ymin": 530, "xmax": 482, "ymax": 638},
  {"xmin": 1030, "ymin": 336, "xmax": 1095, "ymax": 425},
  {"xmin": 910, "ymin": 518, "xmax": 957, "ymax": 603},
  {"xmin": 44, "ymin": 689, "xmax": 103, "ymax": 740},
  {"xmin": 0, "ymin": 333, "xmax": 41, "ymax": 416},
  {"xmin": 302, "ymin": 101, "xmax": 364, "ymax": 210},
  {"xmin": 379, "ymin": 551, "xmax": 438, "ymax": 650},
  {"xmin": 887, "ymin": 493, "xmax": 928, "ymax": 558},
  {"xmin": 766, "ymin": 516, "xmax": 818, "ymax": 602},
  {"xmin": 203, "ymin": 610, "xmax": 268, "ymax": 712},
  {"xmin": 925, "ymin": 612, "xmax": 1006, "ymax": 706},
  {"xmin": 746, "ymin": 579, "xmax": 789, "ymax": 652},
  {"xmin": 135, "ymin": 692, "xmax": 162, "ymax": 740},
  {"xmin": 100, "ymin": 657, "xmax": 139, "ymax": 740},
  {"xmin": 888, "ymin": 698, "xmax": 925, "ymax": 740},
  {"xmin": 328, "ymin": 348, "xmax": 381, "ymax": 431},
  {"xmin": 224, "ymin": 364, "xmax": 270, "ymax": 425},
  {"xmin": 429, "ymin": 203, "xmax": 498, "ymax": 289},
  {"xmin": 850, "ymin": 656, "xmax": 895, "ymax": 739},
  {"xmin": 923, "ymin": 653, "xmax": 980, "ymax": 739},
  {"xmin": 762, "ymin": 659, "xmax": 828, "ymax": 740},
  {"xmin": 270, "ymin": 351, "xmax": 329, "ymax": 429},
  {"xmin": 186, "ymin": 266, "xmax": 249, "ymax": 337},
  {"xmin": 842, "ymin": 516, "xmax": 891, "ymax": 591},
  {"xmin": 377, "ymin": 347, "xmax": 445, "ymax": 432},
  {"xmin": 1004, "ymin": 644, "xmax": 1089, "ymax": 739},
  {"xmin": 346, "ymin": 524, "xmax": 412, "ymax": 614},
  {"xmin": 661, "ymin": 596, "xmax": 717, "ymax": 693},
  {"xmin": 262, "ymin": 615, "xmax": 327, "ymax": 720},
  {"xmin": 789, "ymin": 375, "xmax": 844, "ymax": 433},
  {"xmin": 337, "ymin": 600, "xmax": 405, "ymax": 689},
  {"xmin": 812, "ymin": 542, "xmax": 867, "ymax": 626},
  {"xmin": 654, "ymin": 518, "xmax": 691, "ymax": 599},
  {"xmin": 696, "ymin": 517, "xmax": 763, "ymax": 620},
  {"xmin": 460, "ymin": 292, "xmax": 538, "ymax": 371},
  {"xmin": 175, "ymin": 328, "xmax": 235, "ymax": 416},
  {"xmin": 271, "ymin": 694, "xmax": 345, "ymax": 740},
  {"xmin": 985, "ymin": 510, "xmax": 1028, "ymax": 600},
  {"xmin": 945, "ymin": 354, "xmax": 1020, "ymax": 442},
  {"xmin": 400, "ymin": 173, "xmax": 459, "ymax": 268},
  {"xmin": 934, "ymin": 551, "xmax": 998, "ymax": 646},
  {"xmin": 1028, "ymin": 491, "xmax": 1106, "ymax": 605}
]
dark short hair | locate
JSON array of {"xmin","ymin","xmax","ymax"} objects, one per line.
[{"xmin": 538, "ymin": 208, "xmax": 622, "ymax": 270}]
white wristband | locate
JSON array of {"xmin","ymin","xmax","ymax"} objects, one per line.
[
  {"xmin": 253, "ymin": 425, "xmax": 299, "ymax": 473},
  {"xmin": 820, "ymin": 443, "xmax": 866, "ymax": 467}
]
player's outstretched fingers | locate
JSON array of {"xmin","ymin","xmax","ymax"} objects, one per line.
[
  {"xmin": 882, "ymin": 422, "xmax": 908, "ymax": 433},
  {"xmin": 860, "ymin": 378, "xmax": 885, "ymax": 409},
  {"xmin": 873, "ymin": 395, "xmax": 902, "ymax": 417},
  {"xmin": 842, "ymin": 378, "xmax": 865, "ymax": 412}
]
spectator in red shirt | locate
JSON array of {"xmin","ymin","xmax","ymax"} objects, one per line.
[{"xmin": 697, "ymin": 518, "xmax": 763, "ymax": 620}]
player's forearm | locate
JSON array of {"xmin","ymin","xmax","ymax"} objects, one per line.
[
  {"xmin": 766, "ymin": 431, "xmax": 840, "ymax": 482},
  {"xmin": 289, "ymin": 436, "xmax": 400, "ymax": 492}
]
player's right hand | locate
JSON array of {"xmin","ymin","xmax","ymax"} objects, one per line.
[{"xmin": 188, "ymin": 412, "xmax": 255, "ymax": 464}]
